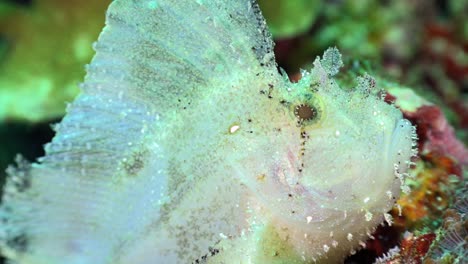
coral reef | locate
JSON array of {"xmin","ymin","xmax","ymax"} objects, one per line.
[
  {"xmin": 0, "ymin": 0, "xmax": 466, "ymax": 264},
  {"xmin": 257, "ymin": 0, "xmax": 320, "ymax": 38}
]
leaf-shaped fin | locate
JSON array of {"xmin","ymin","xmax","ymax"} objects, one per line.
[
  {"xmin": 87, "ymin": 0, "xmax": 278, "ymax": 109},
  {"xmin": 320, "ymin": 46, "xmax": 343, "ymax": 77},
  {"xmin": 0, "ymin": 0, "xmax": 282, "ymax": 263}
]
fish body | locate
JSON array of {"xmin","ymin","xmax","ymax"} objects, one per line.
[{"xmin": 0, "ymin": 0, "xmax": 416, "ymax": 263}]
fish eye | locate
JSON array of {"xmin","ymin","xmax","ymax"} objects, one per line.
[
  {"xmin": 292, "ymin": 95, "xmax": 324, "ymax": 126},
  {"xmin": 294, "ymin": 104, "xmax": 316, "ymax": 122}
]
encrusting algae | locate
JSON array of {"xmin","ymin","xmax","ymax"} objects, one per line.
[{"xmin": 0, "ymin": 0, "xmax": 418, "ymax": 263}]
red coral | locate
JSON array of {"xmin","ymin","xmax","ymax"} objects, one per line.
[
  {"xmin": 404, "ymin": 105, "xmax": 468, "ymax": 167},
  {"xmin": 374, "ymin": 233, "xmax": 436, "ymax": 264},
  {"xmin": 400, "ymin": 233, "xmax": 437, "ymax": 264}
]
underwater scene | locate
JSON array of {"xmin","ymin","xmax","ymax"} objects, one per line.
[{"xmin": 0, "ymin": 0, "xmax": 466, "ymax": 263}]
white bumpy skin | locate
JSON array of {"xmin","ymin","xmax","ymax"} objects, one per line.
[{"xmin": 0, "ymin": 1, "xmax": 417, "ymax": 264}]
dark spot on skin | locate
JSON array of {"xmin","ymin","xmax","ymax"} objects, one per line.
[
  {"xmin": 6, "ymin": 233, "xmax": 28, "ymax": 253},
  {"xmin": 193, "ymin": 247, "xmax": 220, "ymax": 263},
  {"xmin": 260, "ymin": 84, "xmax": 274, "ymax": 99},
  {"xmin": 209, "ymin": 247, "xmax": 220, "ymax": 256},
  {"xmin": 122, "ymin": 149, "xmax": 148, "ymax": 176},
  {"xmin": 267, "ymin": 84, "xmax": 274, "ymax": 98},
  {"xmin": 309, "ymin": 82, "xmax": 319, "ymax": 92},
  {"xmin": 256, "ymin": 174, "xmax": 266, "ymax": 182},
  {"xmin": 297, "ymin": 129, "xmax": 308, "ymax": 174}
]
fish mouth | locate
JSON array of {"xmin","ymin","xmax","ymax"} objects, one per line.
[
  {"xmin": 385, "ymin": 117, "xmax": 415, "ymax": 188},
  {"xmin": 389, "ymin": 118, "xmax": 414, "ymax": 159}
]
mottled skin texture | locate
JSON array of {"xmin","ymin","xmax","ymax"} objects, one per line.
[{"xmin": 0, "ymin": 1, "xmax": 416, "ymax": 264}]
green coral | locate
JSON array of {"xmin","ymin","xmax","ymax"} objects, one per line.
[
  {"xmin": 257, "ymin": 0, "xmax": 321, "ymax": 38},
  {"xmin": 0, "ymin": 0, "xmax": 110, "ymax": 122}
]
